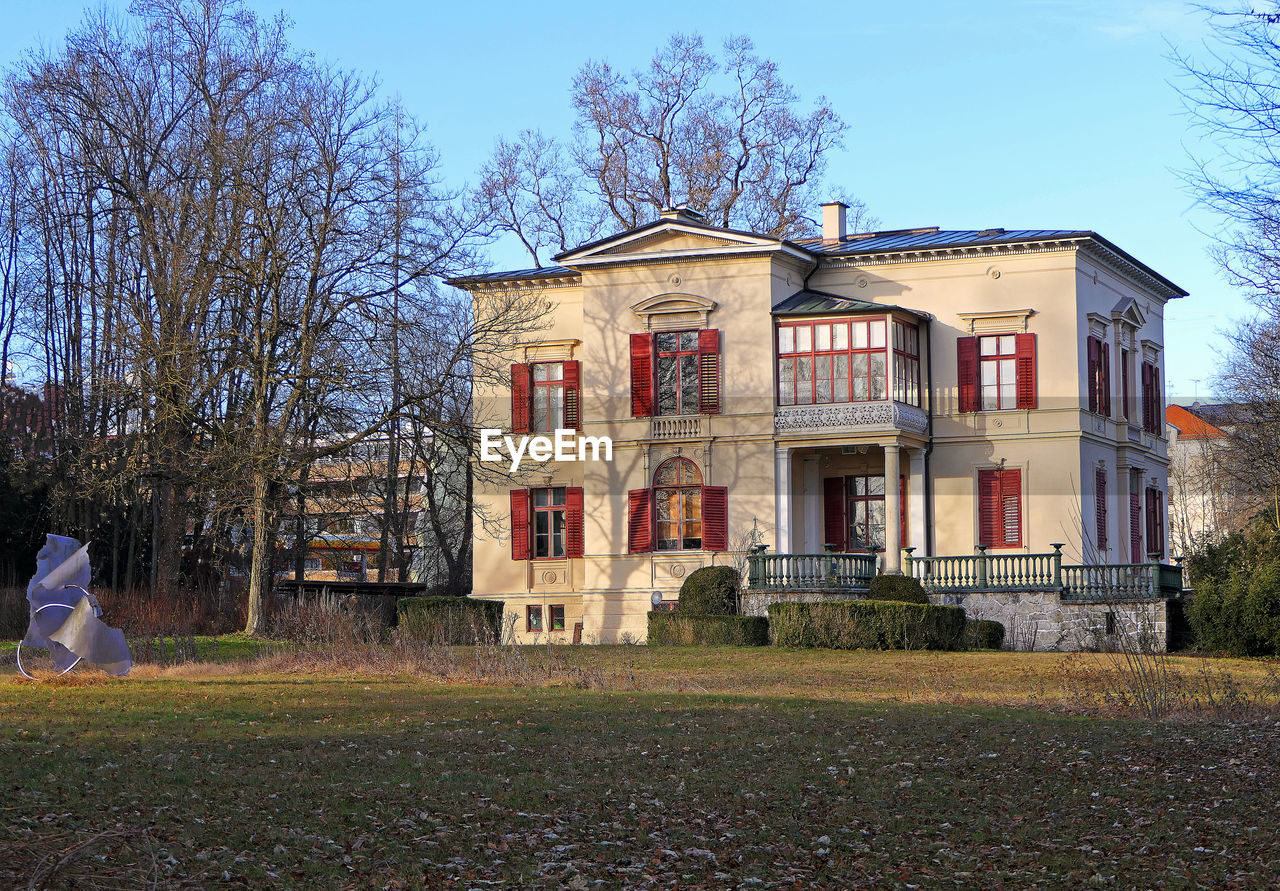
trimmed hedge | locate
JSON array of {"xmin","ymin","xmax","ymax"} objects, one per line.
[
  {"xmin": 677, "ymin": 566, "xmax": 740, "ymax": 615},
  {"xmin": 647, "ymin": 612, "xmax": 769, "ymax": 646},
  {"xmin": 767, "ymin": 599, "xmax": 966, "ymax": 650},
  {"xmin": 963, "ymin": 619, "xmax": 1006, "ymax": 650},
  {"xmin": 867, "ymin": 574, "xmax": 929, "ymax": 604},
  {"xmin": 1188, "ymin": 560, "xmax": 1280, "ymax": 656},
  {"xmin": 398, "ymin": 596, "xmax": 505, "ymax": 645}
]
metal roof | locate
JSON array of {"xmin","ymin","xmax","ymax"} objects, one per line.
[
  {"xmin": 795, "ymin": 228, "xmax": 1089, "ymax": 255},
  {"xmin": 448, "ymin": 265, "xmax": 576, "ymax": 286},
  {"xmin": 771, "ymin": 289, "xmax": 930, "ymax": 320}
]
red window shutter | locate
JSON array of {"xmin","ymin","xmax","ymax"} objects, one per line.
[
  {"xmin": 627, "ymin": 488, "xmax": 651, "ymax": 553},
  {"xmin": 702, "ymin": 486, "xmax": 728, "ymax": 551},
  {"xmin": 1086, "ymin": 336, "xmax": 1100, "ymax": 414},
  {"xmin": 957, "ymin": 336, "xmax": 978, "ymax": 413},
  {"xmin": 511, "ymin": 364, "xmax": 531, "ymax": 434},
  {"xmin": 630, "ymin": 333, "xmax": 653, "ymax": 418},
  {"xmin": 1144, "ymin": 363, "xmax": 1154, "ymax": 431},
  {"xmin": 1095, "ymin": 468, "xmax": 1107, "ymax": 552},
  {"xmin": 1015, "ymin": 333, "xmax": 1037, "ymax": 410},
  {"xmin": 1122, "ymin": 354, "xmax": 1131, "ymax": 421},
  {"xmin": 822, "ymin": 477, "xmax": 846, "ymax": 551},
  {"xmin": 565, "ymin": 487, "xmax": 584, "ymax": 558},
  {"xmin": 1154, "ymin": 367, "xmax": 1163, "ymax": 435},
  {"xmin": 999, "ymin": 469, "xmax": 1022, "ymax": 547},
  {"xmin": 563, "ymin": 360, "xmax": 581, "ymax": 430},
  {"xmin": 899, "ymin": 474, "xmax": 908, "ymax": 548},
  {"xmin": 977, "ymin": 470, "xmax": 1000, "ymax": 548},
  {"xmin": 1129, "ymin": 491, "xmax": 1142, "ymax": 563},
  {"xmin": 698, "ymin": 328, "xmax": 721, "ymax": 414},
  {"xmin": 1101, "ymin": 342, "xmax": 1112, "ymax": 417},
  {"xmin": 1145, "ymin": 487, "xmax": 1158, "ymax": 558},
  {"xmin": 510, "ymin": 489, "xmax": 530, "ymax": 561}
]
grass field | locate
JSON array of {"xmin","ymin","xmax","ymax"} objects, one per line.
[{"xmin": 3, "ymin": 646, "xmax": 1280, "ymax": 887}]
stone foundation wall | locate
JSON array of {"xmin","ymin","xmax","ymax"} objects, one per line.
[
  {"xmin": 741, "ymin": 588, "xmax": 1170, "ymax": 652},
  {"xmin": 935, "ymin": 591, "xmax": 1169, "ymax": 652}
]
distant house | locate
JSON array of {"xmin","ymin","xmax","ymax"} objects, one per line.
[
  {"xmin": 1167, "ymin": 403, "xmax": 1253, "ymax": 550},
  {"xmin": 455, "ymin": 204, "xmax": 1186, "ymax": 648}
]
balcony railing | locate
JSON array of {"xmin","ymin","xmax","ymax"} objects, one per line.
[
  {"xmin": 650, "ymin": 415, "xmax": 703, "ymax": 439},
  {"xmin": 908, "ymin": 547, "xmax": 1061, "ymax": 593},
  {"xmin": 747, "ymin": 550, "xmax": 878, "ymax": 592},
  {"xmin": 745, "ymin": 544, "xmax": 1183, "ymax": 601}
]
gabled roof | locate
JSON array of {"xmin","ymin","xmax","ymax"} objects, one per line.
[
  {"xmin": 553, "ymin": 215, "xmax": 809, "ymax": 266},
  {"xmin": 1167, "ymin": 404, "xmax": 1227, "ymax": 439},
  {"xmin": 771, "ymin": 288, "xmax": 930, "ymax": 321}
]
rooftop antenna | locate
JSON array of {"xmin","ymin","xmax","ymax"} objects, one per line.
[{"xmin": 1191, "ymin": 378, "xmax": 1201, "ymax": 400}]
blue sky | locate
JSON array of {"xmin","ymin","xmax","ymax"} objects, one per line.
[{"xmin": 2, "ymin": 0, "xmax": 1241, "ymax": 401}]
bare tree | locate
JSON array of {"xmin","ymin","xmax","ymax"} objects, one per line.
[
  {"xmin": 479, "ymin": 34, "xmax": 872, "ymax": 265},
  {"xmin": 1174, "ymin": 5, "xmax": 1280, "ymax": 511}
]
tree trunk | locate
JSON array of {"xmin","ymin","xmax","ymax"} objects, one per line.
[{"xmin": 244, "ymin": 471, "xmax": 274, "ymax": 635}]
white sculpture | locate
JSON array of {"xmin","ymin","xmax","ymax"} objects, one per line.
[{"xmin": 19, "ymin": 535, "xmax": 132, "ymax": 678}]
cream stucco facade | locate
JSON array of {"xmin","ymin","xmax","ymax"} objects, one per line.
[{"xmin": 453, "ymin": 206, "xmax": 1186, "ymax": 643}]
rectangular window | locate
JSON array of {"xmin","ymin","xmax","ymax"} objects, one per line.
[
  {"xmin": 777, "ymin": 318, "xmax": 888, "ymax": 406},
  {"xmin": 549, "ymin": 604, "xmax": 566, "ymax": 631},
  {"xmin": 531, "ymin": 363, "xmax": 565, "ymax": 432},
  {"xmin": 892, "ymin": 320, "xmax": 921, "ymax": 407},
  {"xmin": 655, "ymin": 331, "xmax": 702, "ymax": 416},
  {"xmin": 978, "ymin": 468, "xmax": 1022, "ymax": 549},
  {"xmin": 526, "ymin": 605, "xmax": 543, "ymax": 633},
  {"xmin": 846, "ymin": 475, "xmax": 887, "ymax": 551},
  {"xmin": 979, "ymin": 335, "xmax": 1018, "ymax": 411},
  {"xmin": 531, "ymin": 487, "xmax": 566, "ymax": 559}
]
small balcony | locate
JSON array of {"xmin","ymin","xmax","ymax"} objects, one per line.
[
  {"xmin": 650, "ymin": 415, "xmax": 704, "ymax": 440},
  {"xmin": 774, "ymin": 400, "xmax": 928, "ymax": 436}
]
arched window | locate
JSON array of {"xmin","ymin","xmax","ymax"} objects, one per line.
[{"xmin": 653, "ymin": 457, "xmax": 702, "ymax": 550}]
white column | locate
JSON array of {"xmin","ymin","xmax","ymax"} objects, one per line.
[
  {"xmin": 774, "ymin": 448, "xmax": 792, "ymax": 554},
  {"xmin": 803, "ymin": 456, "xmax": 821, "ymax": 553},
  {"xmin": 883, "ymin": 444, "xmax": 902, "ymax": 574},
  {"xmin": 908, "ymin": 449, "xmax": 926, "ymax": 557}
]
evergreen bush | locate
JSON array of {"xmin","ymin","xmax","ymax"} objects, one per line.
[
  {"xmin": 398, "ymin": 596, "xmax": 505, "ymax": 645},
  {"xmin": 647, "ymin": 612, "xmax": 769, "ymax": 646},
  {"xmin": 866, "ymin": 573, "xmax": 929, "ymax": 604},
  {"xmin": 963, "ymin": 619, "xmax": 1006, "ymax": 650},
  {"xmin": 767, "ymin": 599, "xmax": 965, "ymax": 650},
  {"xmin": 677, "ymin": 566, "xmax": 740, "ymax": 615}
]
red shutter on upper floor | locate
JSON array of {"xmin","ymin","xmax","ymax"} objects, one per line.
[
  {"xmin": 1015, "ymin": 333, "xmax": 1037, "ymax": 410},
  {"xmin": 1101, "ymin": 342, "xmax": 1112, "ymax": 417},
  {"xmin": 823, "ymin": 477, "xmax": 846, "ymax": 551},
  {"xmin": 1095, "ymin": 468, "xmax": 1108, "ymax": 553},
  {"xmin": 511, "ymin": 364, "xmax": 531, "ymax": 433},
  {"xmin": 565, "ymin": 487, "xmax": 584, "ymax": 558},
  {"xmin": 510, "ymin": 489, "xmax": 530, "ymax": 561},
  {"xmin": 1087, "ymin": 336, "xmax": 1100, "ymax": 414},
  {"xmin": 702, "ymin": 486, "xmax": 728, "ymax": 551},
  {"xmin": 563, "ymin": 360, "xmax": 581, "ymax": 430},
  {"xmin": 630, "ymin": 333, "xmax": 654, "ymax": 418},
  {"xmin": 1141, "ymin": 362, "xmax": 1155, "ymax": 433},
  {"xmin": 627, "ymin": 488, "xmax": 651, "ymax": 553},
  {"xmin": 1130, "ymin": 491, "xmax": 1142, "ymax": 563},
  {"xmin": 698, "ymin": 328, "xmax": 721, "ymax": 414},
  {"xmin": 957, "ymin": 336, "xmax": 978, "ymax": 413}
]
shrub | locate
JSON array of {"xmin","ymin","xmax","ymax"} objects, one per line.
[
  {"xmin": 768, "ymin": 599, "xmax": 965, "ymax": 650},
  {"xmin": 647, "ymin": 612, "xmax": 769, "ymax": 646},
  {"xmin": 677, "ymin": 566, "xmax": 740, "ymax": 615},
  {"xmin": 398, "ymin": 596, "xmax": 505, "ymax": 645},
  {"xmin": 867, "ymin": 573, "xmax": 929, "ymax": 604},
  {"xmin": 1189, "ymin": 560, "xmax": 1280, "ymax": 656},
  {"xmin": 963, "ymin": 619, "xmax": 1006, "ymax": 650}
]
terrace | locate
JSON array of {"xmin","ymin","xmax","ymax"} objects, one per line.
[{"xmin": 746, "ymin": 545, "xmax": 1185, "ymax": 601}]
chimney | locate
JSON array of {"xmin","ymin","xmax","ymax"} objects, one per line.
[
  {"xmin": 660, "ymin": 204, "xmax": 705, "ymax": 224},
  {"xmin": 821, "ymin": 201, "xmax": 847, "ymax": 242}
]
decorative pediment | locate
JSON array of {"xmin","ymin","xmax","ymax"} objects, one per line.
[
  {"xmin": 631, "ymin": 293, "xmax": 718, "ymax": 330},
  {"xmin": 1111, "ymin": 297, "xmax": 1147, "ymax": 329},
  {"xmin": 556, "ymin": 219, "xmax": 804, "ymax": 267}
]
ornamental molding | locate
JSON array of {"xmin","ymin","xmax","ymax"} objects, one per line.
[{"xmin": 774, "ymin": 401, "xmax": 929, "ymax": 435}]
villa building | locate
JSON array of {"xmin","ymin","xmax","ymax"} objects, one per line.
[{"xmin": 453, "ymin": 204, "xmax": 1186, "ymax": 646}]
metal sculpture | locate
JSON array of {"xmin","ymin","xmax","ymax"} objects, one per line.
[{"xmin": 18, "ymin": 535, "xmax": 132, "ymax": 679}]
